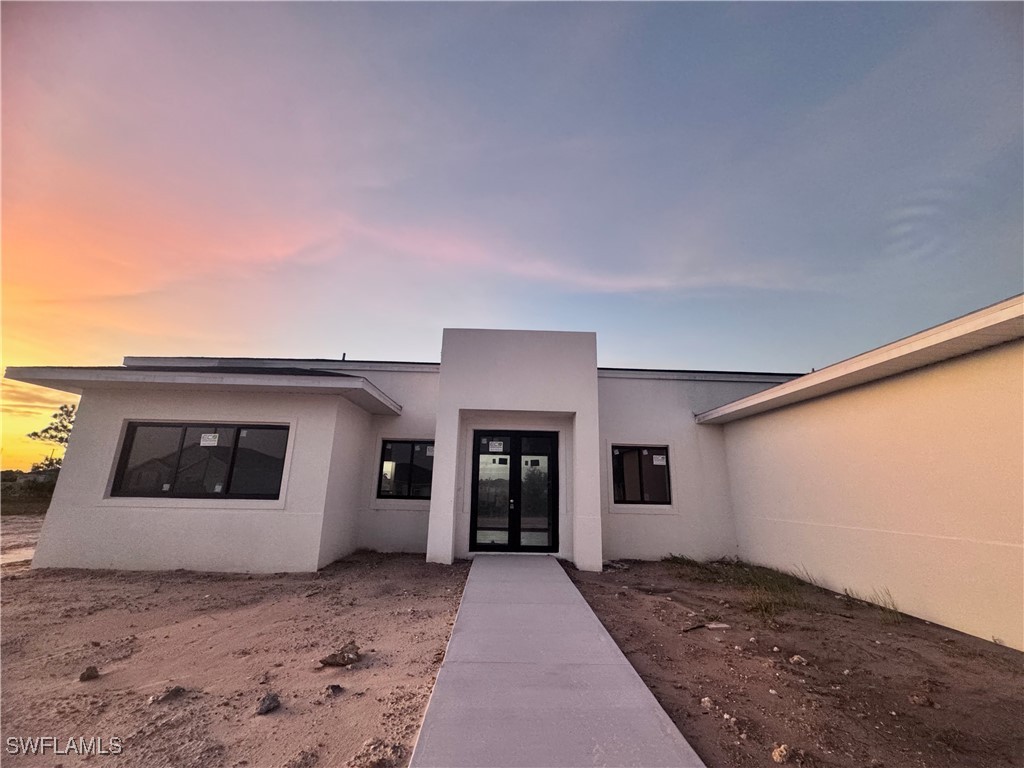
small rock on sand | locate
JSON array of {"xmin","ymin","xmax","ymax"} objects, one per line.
[
  {"xmin": 320, "ymin": 641, "xmax": 361, "ymax": 667},
  {"xmin": 79, "ymin": 666, "xmax": 100, "ymax": 682},
  {"xmin": 148, "ymin": 685, "xmax": 188, "ymax": 705},
  {"xmin": 256, "ymin": 692, "xmax": 281, "ymax": 715},
  {"xmin": 772, "ymin": 743, "xmax": 791, "ymax": 763},
  {"xmin": 908, "ymin": 693, "xmax": 936, "ymax": 707},
  {"xmin": 346, "ymin": 739, "xmax": 404, "ymax": 768}
]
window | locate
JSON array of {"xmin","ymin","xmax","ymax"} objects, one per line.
[
  {"xmin": 611, "ymin": 445, "xmax": 671, "ymax": 504},
  {"xmin": 112, "ymin": 423, "xmax": 289, "ymax": 499},
  {"xmin": 378, "ymin": 440, "xmax": 434, "ymax": 499}
]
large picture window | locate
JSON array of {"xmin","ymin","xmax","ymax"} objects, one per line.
[
  {"xmin": 112, "ymin": 423, "xmax": 289, "ymax": 499},
  {"xmin": 377, "ymin": 440, "xmax": 434, "ymax": 499},
  {"xmin": 611, "ymin": 445, "xmax": 671, "ymax": 504}
]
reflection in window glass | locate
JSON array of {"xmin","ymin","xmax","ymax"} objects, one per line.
[
  {"xmin": 173, "ymin": 427, "xmax": 235, "ymax": 495},
  {"xmin": 113, "ymin": 423, "xmax": 288, "ymax": 499},
  {"xmin": 410, "ymin": 443, "xmax": 434, "ymax": 498},
  {"xmin": 612, "ymin": 446, "xmax": 671, "ymax": 504},
  {"xmin": 117, "ymin": 425, "xmax": 183, "ymax": 495},
  {"xmin": 377, "ymin": 440, "xmax": 434, "ymax": 499},
  {"xmin": 229, "ymin": 428, "xmax": 289, "ymax": 497}
]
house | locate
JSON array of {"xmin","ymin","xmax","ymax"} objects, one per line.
[
  {"xmin": 5, "ymin": 295, "xmax": 1022, "ymax": 649},
  {"xmin": 11, "ymin": 468, "xmax": 60, "ymax": 486}
]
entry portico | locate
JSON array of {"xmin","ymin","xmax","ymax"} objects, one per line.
[{"xmin": 427, "ymin": 329, "xmax": 603, "ymax": 571}]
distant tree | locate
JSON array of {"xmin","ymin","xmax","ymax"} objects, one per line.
[
  {"xmin": 31, "ymin": 455, "xmax": 63, "ymax": 472},
  {"xmin": 27, "ymin": 403, "xmax": 77, "ymax": 471},
  {"xmin": 27, "ymin": 403, "xmax": 76, "ymax": 447}
]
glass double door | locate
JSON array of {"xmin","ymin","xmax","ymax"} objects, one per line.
[{"xmin": 470, "ymin": 430, "xmax": 558, "ymax": 552}]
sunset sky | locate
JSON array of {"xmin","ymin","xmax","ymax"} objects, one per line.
[{"xmin": 2, "ymin": 2, "xmax": 1022, "ymax": 470}]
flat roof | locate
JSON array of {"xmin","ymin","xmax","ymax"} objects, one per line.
[
  {"xmin": 3, "ymin": 366, "xmax": 402, "ymax": 416},
  {"xmin": 124, "ymin": 356, "xmax": 442, "ymax": 369},
  {"xmin": 120, "ymin": 356, "xmax": 798, "ymax": 382},
  {"xmin": 53, "ymin": 365, "xmax": 358, "ymax": 378},
  {"xmin": 696, "ymin": 294, "xmax": 1024, "ymax": 425}
]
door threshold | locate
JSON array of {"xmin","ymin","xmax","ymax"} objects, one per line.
[{"xmin": 469, "ymin": 552, "xmax": 556, "ymax": 557}]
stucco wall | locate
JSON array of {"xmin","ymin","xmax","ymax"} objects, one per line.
[
  {"xmin": 318, "ymin": 399, "xmax": 374, "ymax": 566},
  {"xmin": 722, "ymin": 341, "xmax": 1024, "ymax": 649},
  {"xmin": 34, "ymin": 388, "xmax": 344, "ymax": 572},
  {"xmin": 346, "ymin": 369, "xmax": 439, "ymax": 553},
  {"xmin": 598, "ymin": 376, "xmax": 790, "ymax": 561}
]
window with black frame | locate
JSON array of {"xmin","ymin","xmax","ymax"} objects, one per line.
[
  {"xmin": 112, "ymin": 423, "xmax": 289, "ymax": 499},
  {"xmin": 611, "ymin": 445, "xmax": 671, "ymax": 504},
  {"xmin": 377, "ymin": 440, "xmax": 434, "ymax": 499}
]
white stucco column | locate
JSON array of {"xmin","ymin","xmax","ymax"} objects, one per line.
[
  {"xmin": 571, "ymin": 410, "xmax": 603, "ymax": 571},
  {"xmin": 425, "ymin": 407, "xmax": 459, "ymax": 565}
]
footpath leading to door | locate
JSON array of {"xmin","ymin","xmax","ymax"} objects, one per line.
[{"xmin": 409, "ymin": 555, "xmax": 707, "ymax": 768}]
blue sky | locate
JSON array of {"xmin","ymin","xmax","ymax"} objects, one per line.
[{"xmin": 4, "ymin": 1, "xmax": 1022, "ymax": 379}]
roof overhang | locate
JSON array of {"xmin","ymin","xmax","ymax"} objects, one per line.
[
  {"xmin": 3, "ymin": 367, "xmax": 402, "ymax": 416},
  {"xmin": 696, "ymin": 294, "xmax": 1024, "ymax": 425}
]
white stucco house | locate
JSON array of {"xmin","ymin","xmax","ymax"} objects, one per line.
[{"xmin": 5, "ymin": 295, "xmax": 1023, "ymax": 649}]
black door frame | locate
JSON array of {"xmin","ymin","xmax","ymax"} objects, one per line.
[{"xmin": 469, "ymin": 430, "xmax": 559, "ymax": 553}]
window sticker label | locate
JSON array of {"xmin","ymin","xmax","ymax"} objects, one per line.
[
  {"xmin": 200, "ymin": 433, "xmax": 219, "ymax": 447},
  {"xmin": 488, "ymin": 441, "xmax": 504, "ymax": 452},
  {"xmin": 425, "ymin": 445, "xmax": 435, "ymax": 456},
  {"xmin": 653, "ymin": 454, "xmax": 667, "ymax": 466},
  {"xmin": 214, "ymin": 484, "xmax": 223, "ymax": 493}
]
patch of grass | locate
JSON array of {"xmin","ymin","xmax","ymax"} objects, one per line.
[
  {"xmin": 737, "ymin": 564, "xmax": 803, "ymax": 592},
  {"xmin": 842, "ymin": 585, "xmax": 904, "ymax": 624},
  {"xmin": 663, "ymin": 554, "xmax": 721, "ymax": 582},
  {"xmin": 871, "ymin": 587, "xmax": 903, "ymax": 624},
  {"xmin": 0, "ymin": 499, "xmax": 50, "ymax": 516},
  {"xmin": 731, "ymin": 563, "xmax": 806, "ymax": 621},
  {"xmin": 844, "ymin": 587, "xmax": 866, "ymax": 603},
  {"xmin": 790, "ymin": 564, "xmax": 822, "ymax": 588},
  {"xmin": 666, "ymin": 555, "xmax": 812, "ymax": 621},
  {"xmin": 663, "ymin": 554, "xmax": 705, "ymax": 571},
  {"xmin": 745, "ymin": 587, "xmax": 799, "ymax": 622}
]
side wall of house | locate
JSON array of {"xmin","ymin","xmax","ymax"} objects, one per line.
[
  {"xmin": 33, "ymin": 389, "xmax": 341, "ymax": 572},
  {"xmin": 722, "ymin": 341, "xmax": 1024, "ymax": 649},
  {"xmin": 348, "ymin": 369, "xmax": 440, "ymax": 553},
  {"xmin": 598, "ymin": 376, "xmax": 789, "ymax": 561},
  {"xmin": 318, "ymin": 399, "xmax": 374, "ymax": 566}
]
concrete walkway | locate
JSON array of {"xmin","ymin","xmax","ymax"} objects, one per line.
[{"xmin": 410, "ymin": 555, "xmax": 706, "ymax": 768}]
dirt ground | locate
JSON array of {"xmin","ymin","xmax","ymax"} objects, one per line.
[
  {"xmin": 568, "ymin": 558, "xmax": 1024, "ymax": 768},
  {"xmin": 0, "ymin": 498, "xmax": 51, "ymax": 524},
  {"xmin": 1, "ymin": 545, "xmax": 469, "ymax": 768},
  {"xmin": 4, "ymin": 514, "xmax": 1020, "ymax": 768},
  {"xmin": 1, "ymin": 512, "xmax": 46, "ymax": 553}
]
